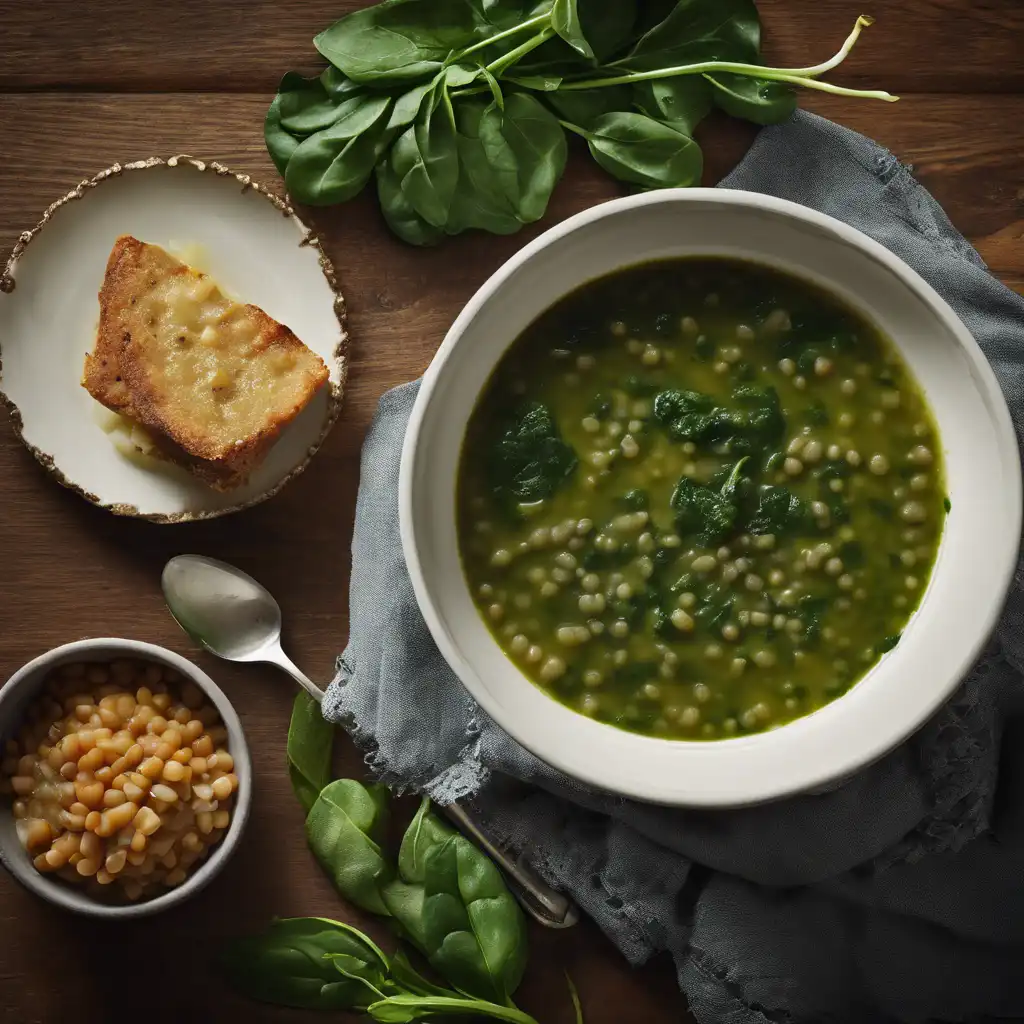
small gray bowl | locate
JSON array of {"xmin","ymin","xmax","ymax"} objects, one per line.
[{"xmin": 0, "ymin": 638, "xmax": 252, "ymax": 918}]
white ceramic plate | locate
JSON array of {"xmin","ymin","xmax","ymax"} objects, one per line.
[
  {"xmin": 0, "ymin": 156, "xmax": 347, "ymax": 522},
  {"xmin": 401, "ymin": 189, "xmax": 1022, "ymax": 807}
]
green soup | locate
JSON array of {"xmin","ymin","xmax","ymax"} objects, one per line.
[{"xmin": 457, "ymin": 259, "xmax": 946, "ymax": 740}]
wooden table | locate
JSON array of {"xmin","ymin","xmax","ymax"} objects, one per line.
[{"xmin": 0, "ymin": 2, "xmax": 1021, "ymax": 1020}]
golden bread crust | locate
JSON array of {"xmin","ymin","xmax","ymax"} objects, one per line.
[{"xmin": 82, "ymin": 236, "xmax": 329, "ymax": 490}]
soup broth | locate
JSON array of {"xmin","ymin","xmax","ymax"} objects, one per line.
[{"xmin": 457, "ymin": 259, "xmax": 945, "ymax": 740}]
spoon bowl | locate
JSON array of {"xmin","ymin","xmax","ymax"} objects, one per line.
[{"xmin": 162, "ymin": 554, "xmax": 285, "ymax": 663}]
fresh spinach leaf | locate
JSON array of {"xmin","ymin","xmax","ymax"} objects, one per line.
[
  {"xmin": 285, "ymin": 95, "xmax": 393, "ymax": 205},
  {"xmin": 376, "ymin": 154, "xmax": 445, "ymax": 245},
  {"xmin": 616, "ymin": 0, "xmax": 761, "ymax": 71},
  {"xmin": 388, "ymin": 80, "xmax": 434, "ymax": 130},
  {"xmin": 321, "ymin": 65, "xmax": 362, "ymax": 100},
  {"xmin": 265, "ymin": 93, "xmax": 303, "ymax": 178},
  {"xmin": 491, "ymin": 401, "xmax": 577, "ymax": 504},
  {"xmin": 391, "ymin": 80, "xmax": 460, "ymax": 227},
  {"xmin": 388, "ymin": 948, "xmax": 457, "ymax": 998},
  {"xmin": 420, "ymin": 832, "xmax": 528, "ymax": 1004},
  {"xmin": 552, "ymin": 0, "xmax": 594, "ymax": 59},
  {"xmin": 306, "ymin": 779, "xmax": 394, "ymax": 915},
  {"xmin": 633, "ymin": 76, "xmax": 713, "ymax": 135},
  {"xmin": 447, "ymin": 100, "xmax": 524, "ymax": 235},
  {"xmin": 278, "ymin": 74, "xmax": 344, "ymax": 135},
  {"xmin": 584, "ymin": 112, "xmax": 702, "ymax": 189},
  {"xmin": 576, "ymin": 0, "xmax": 638, "ymax": 61},
  {"xmin": 670, "ymin": 476, "xmax": 737, "ymax": 545},
  {"xmin": 381, "ymin": 800, "xmax": 528, "ymax": 1005},
  {"xmin": 705, "ymin": 72, "xmax": 797, "ymax": 125},
  {"xmin": 222, "ymin": 917, "xmax": 389, "ymax": 1011},
  {"xmin": 544, "ymin": 85, "xmax": 632, "ymax": 130},
  {"xmin": 315, "ymin": 0, "xmax": 484, "ymax": 86},
  {"xmin": 477, "ymin": 92, "xmax": 567, "ymax": 223},
  {"xmin": 287, "ymin": 692, "xmax": 333, "ymax": 815}
]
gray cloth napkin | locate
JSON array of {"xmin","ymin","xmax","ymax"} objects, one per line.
[{"xmin": 323, "ymin": 111, "xmax": 1024, "ymax": 1024}]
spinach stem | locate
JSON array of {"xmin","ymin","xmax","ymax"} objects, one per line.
[
  {"xmin": 559, "ymin": 59, "xmax": 896, "ymax": 102},
  {"xmin": 486, "ymin": 27, "xmax": 557, "ymax": 76},
  {"xmin": 557, "ymin": 119, "xmax": 589, "ymax": 139},
  {"xmin": 367, "ymin": 994, "xmax": 541, "ymax": 1024},
  {"xmin": 556, "ymin": 16, "xmax": 896, "ymax": 103},
  {"xmin": 784, "ymin": 15, "xmax": 876, "ymax": 78},
  {"xmin": 453, "ymin": 12, "xmax": 552, "ymax": 63}
]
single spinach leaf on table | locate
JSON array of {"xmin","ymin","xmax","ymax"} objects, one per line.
[
  {"xmin": 422, "ymin": 834, "xmax": 528, "ymax": 1004},
  {"xmin": 478, "ymin": 92, "xmax": 567, "ymax": 224},
  {"xmin": 287, "ymin": 691, "xmax": 334, "ymax": 814},
  {"xmin": 222, "ymin": 916, "xmax": 389, "ymax": 1011},
  {"xmin": 633, "ymin": 76, "xmax": 713, "ymax": 135},
  {"xmin": 584, "ymin": 112, "xmax": 702, "ymax": 189},
  {"xmin": 285, "ymin": 94, "xmax": 393, "ymax": 205},
  {"xmin": 383, "ymin": 799, "xmax": 528, "ymax": 1004},
  {"xmin": 490, "ymin": 401, "xmax": 578, "ymax": 504},
  {"xmin": 376, "ymin": 154, "xmax": 445, "ymax": 246},
  {"xmin": 306, "ymin": 778, "xmax": 394, "ymax": 915}
]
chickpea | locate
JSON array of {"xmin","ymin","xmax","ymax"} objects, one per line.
[{"xmin": 1, "ymin": 658, "xmax": 235, "ymax": 903}]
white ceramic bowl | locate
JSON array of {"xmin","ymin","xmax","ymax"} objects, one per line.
[
  {"xmin": 0, "ymin": 639, "xmax": 251, "ymax": 916},
  {"xmin": 400, "ymin": 189, "xmax": 1021, "ymax": 808}
]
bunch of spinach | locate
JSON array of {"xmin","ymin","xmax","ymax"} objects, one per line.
[
  {"xmin": 267, "ymin": 1, "xmax": 892, "ymax": 243},
  {"xmin": 225, "ymin": 694, "xmax": 558, "ymax": 1024}
]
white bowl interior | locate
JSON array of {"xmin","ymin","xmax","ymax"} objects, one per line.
[
  {"xmin": 402, "ymin": 190, "xmax": 1021, "ymax": 807},
  {"xmin": 0, "ymin": 159, "xmax": 344, "ymax": 520},
  {"xmin": 0, "ymin": 639, "xmax": 251, "ymax": 917}
]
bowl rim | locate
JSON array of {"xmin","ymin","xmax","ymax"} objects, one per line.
[
  {"xmin": 0, "ymin": 637, "xmax": 252, "ymax": 917},
  {"xmin": 400, "ymin": 187, "xmax": 1022, "ymax": 807}
]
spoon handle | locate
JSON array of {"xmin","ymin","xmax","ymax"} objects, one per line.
[{"xmin": 268, "ymin": 649, "xmax": 327, "ymax": 704}]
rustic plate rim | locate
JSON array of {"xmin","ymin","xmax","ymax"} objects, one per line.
[{"xmin": 0, "ymin": 153, "xmax": 348, "ymax": 524}]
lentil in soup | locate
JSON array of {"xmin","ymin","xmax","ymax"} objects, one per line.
[{"xmin": 457, "ymin": 259, "xmax": 945, "ymax": 740}]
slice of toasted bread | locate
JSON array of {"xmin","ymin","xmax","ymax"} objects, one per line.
[{"xmin": 83, "ymin": 235, "xmax": 330, "ymax": 489}]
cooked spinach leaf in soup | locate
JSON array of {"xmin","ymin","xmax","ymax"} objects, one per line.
[{"xmin": 457, "ymin": 259, "xmax": 945, "ymax": 740}]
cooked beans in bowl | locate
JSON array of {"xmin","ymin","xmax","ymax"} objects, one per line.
[{"xmin": 0, "ymin": 657, "xmax": 238, "ymax": 901}]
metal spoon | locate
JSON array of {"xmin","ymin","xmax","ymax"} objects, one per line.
[{"xmin": 161, "ymin": 553, "xmax": 579, "ymax": 929}]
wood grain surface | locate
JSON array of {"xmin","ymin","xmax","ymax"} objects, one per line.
[{"xmin": 0, "ymin": 2, "xmax": 1021, "ymax": 1022}]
